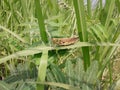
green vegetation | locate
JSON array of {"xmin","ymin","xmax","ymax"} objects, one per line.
[{"xmin": 0, "ymin": 0, "xmax": 120, "ymax": 90}]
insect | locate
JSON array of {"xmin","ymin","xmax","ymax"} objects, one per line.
[{"xmin": 52, "ymin": 37, "xmax": 79, "ymax": 46}]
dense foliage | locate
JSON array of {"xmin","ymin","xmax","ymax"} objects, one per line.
[{"xmin": 0, "ymin": 0, "xmax": 120, "ymax": 90}]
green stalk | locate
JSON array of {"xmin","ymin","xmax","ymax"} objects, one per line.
[
  {"xmin": 73, "ymin": 0, "xmax": 90, "ymax": 71},
  {"xmin": 99, "ymin": 0, "xmax": 103, "ymax": 9},
  {"xmin": 100, "ymin": 0, "xmax": 115, "ymax": 28},
  {"xmin": 108, "ymin": 61, "xmax": 112, "ymax": 84},
  {"xmin": 35, "ymin": 0, "xmax": 48, "ymax": 43},
  {"xmin": 104, "ymin": 0, "xmax": 115, "ymax": 28},
  {"xmin": 87, "ymin": 0, "xmax": 92, "ymax": 18}
]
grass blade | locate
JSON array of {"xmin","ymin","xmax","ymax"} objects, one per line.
[
  {"xmin": 1, "ymin": 42, "xmax": 120, "ymax": 64},
  {"xmin": 35, "ymin": 0, "xmax": 48, "ymax": 43},
  {"xmin": 87, "ymin": 0, "xmax": 92, "ymax": 18},
  {"xmin": 73, "ymin": 0, "xmax": 90, "ymax": 70},
  {"xmin": 0, "ymin": 25, "xmax": 27, "ymax": 44},
  {"xmin": 37, "ymin": 50, "xmax": 48, "ymax": 90},
  {"xmin": 100, "ymin": 0, "xmax": 115, "ymax": 28}
]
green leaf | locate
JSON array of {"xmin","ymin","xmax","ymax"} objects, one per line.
[
  {"xmin": 73, "ymin": 0, "xmax": 90, "ymax": 71},
  {"xmin": 37, "ymin": 50, "xmax": 48, "ymax": 90},
  {"xmin": 100, "ymin": 0, "xmax": 115, "ymax": 28},
  {"xmin": 87, "ymin": 0, "xmax": 92, "ymax": 18},
  {"xmin": 115, "ymin": 0, "xmax": 120, "ymax": 13},
  {"xmin": 35, "ymin": 0, "xmax": 48, "ymax": 43},
  {"xmin": 84, "ymin": 61, "xmax": 98, "ymax": 84},
  {"xmin": 74, "ymin": 58, "xmax": 85, "ymax": 86},
  {"xmin": 1, "ymin": 42, "xmax": 120, "ymax": 64},
  {"xmin": 0, "ymin": 25, "xmax": 27, "ymax": 44},
  {"xmin": 65, "ymin": 60, "xmax": 74, "ymax": 85},
  {"xmin": 0, "ymin": 81, "xmax": 9, "ymax": 90}
]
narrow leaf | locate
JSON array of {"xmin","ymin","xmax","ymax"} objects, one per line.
[
  {"xmin": 37, "ymin": 50, "xmax": 48, "ymax": 90},
  {"xmin": 35, "ymin": 0, "xmax": 48, "ymax": 43}
]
